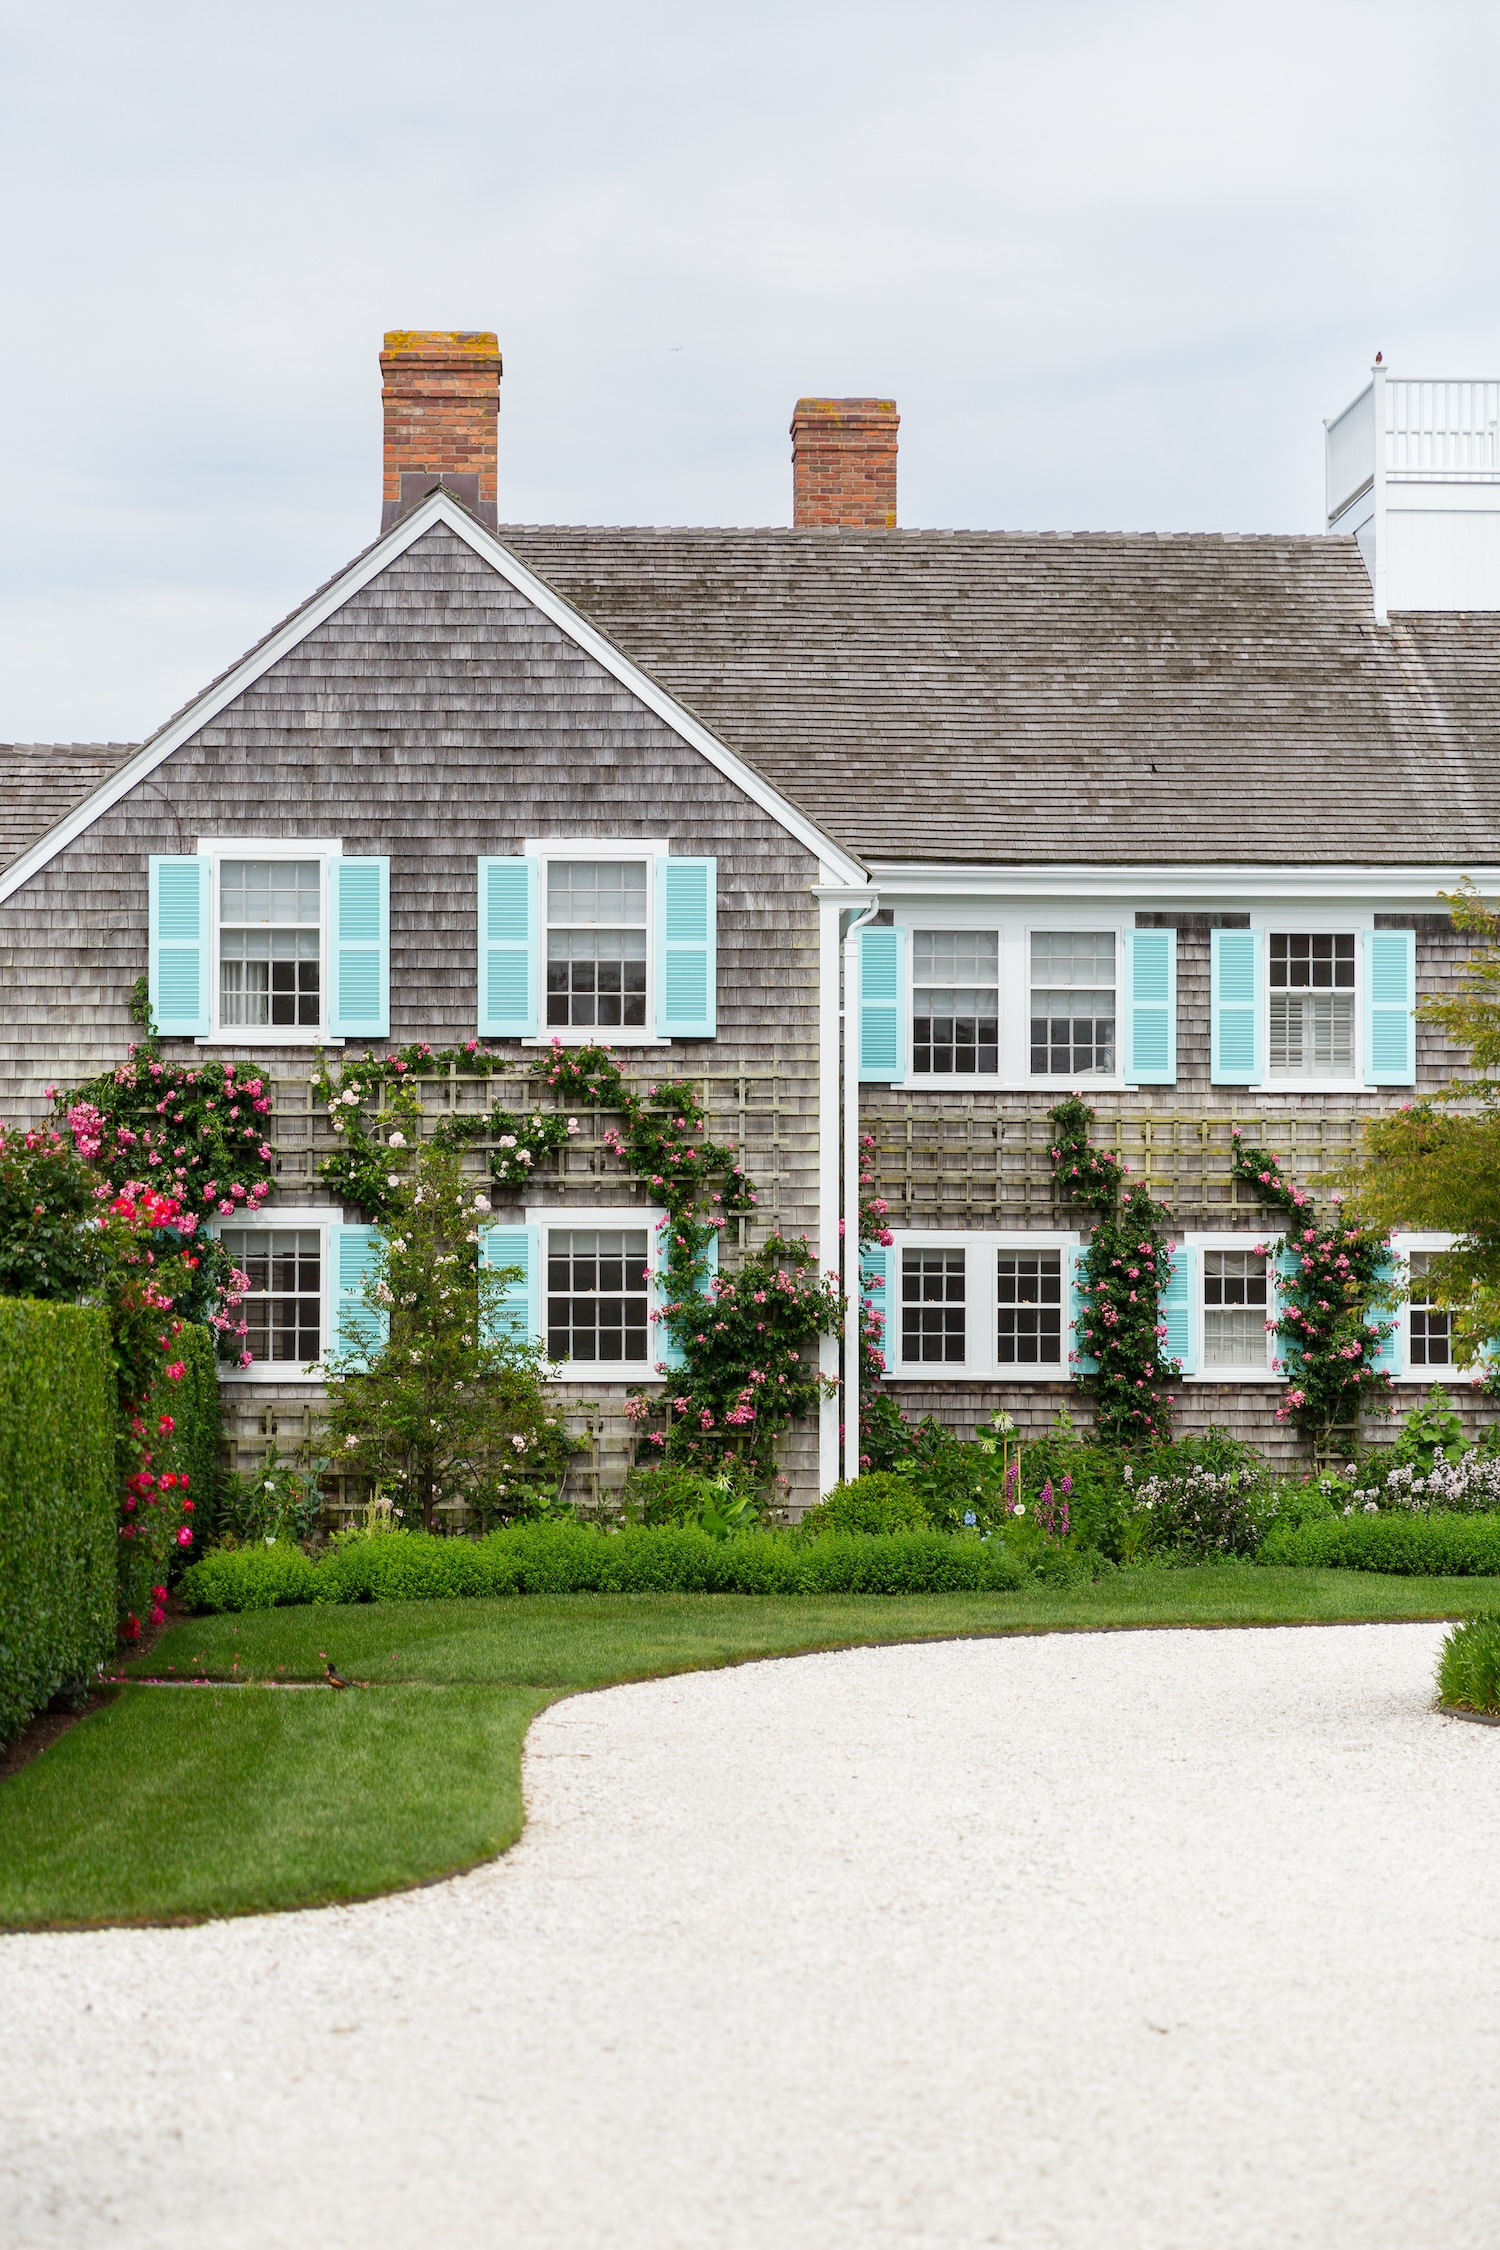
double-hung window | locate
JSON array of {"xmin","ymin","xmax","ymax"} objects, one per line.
[
  {"xmin": 546, "ymin": 1226, "xmax": 652, "ymax": 1365},
  {"xmin": 1031, "ymin": 933, "xmax": 1116, "ymax": 1076},
  {"xmin": 219, "ymin": 860, "xmax": 322, "ymax": 1030},
  {"xmin": 1407, "ymin": 1253, "xmax": 1454, "ymax": 1369},
  {"xmin": 912, "ymin": 933, "xmax": 999, "ymax": 1075},
  {"xmin": 878, "ymin": 1233, "xmax": 1075, "ymax": 1379},
  {"xmin": 223, "ymin": 1225, "xmax": 323, "ymax": 1364},
  {"xmin": 1269, "ymin": 934, "xmax": 1355, "ymax": 1079},
  {"xmin": 1202, "ymin": 1249, "xmax": 1270, "ymax": 1369},
  {"xmin": 546, "ymin": 860, "xmax": 649, "ymax": 1031}
]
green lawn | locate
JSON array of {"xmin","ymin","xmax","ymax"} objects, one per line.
[{"xmin": 2, "ymin": 1567, "xmax": 1490, "ymax": 1930}]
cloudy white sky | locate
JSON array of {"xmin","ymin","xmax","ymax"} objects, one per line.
[{"xmin": 2, "ymin": 0, "xmax": 1498, "ymax": 742}]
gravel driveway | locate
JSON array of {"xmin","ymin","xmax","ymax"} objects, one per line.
[{"xmin": 2, "ymin": 1622, "xmax": 1497, "ymax": 2248}]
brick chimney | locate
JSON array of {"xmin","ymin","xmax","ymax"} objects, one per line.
[
  {"xmin": 380, "ymin": 330, "xmax": 503, "ymax": 532},
  {"xmin": 790, "ymin": 397, "xmax": 899, "ymax": 528}
]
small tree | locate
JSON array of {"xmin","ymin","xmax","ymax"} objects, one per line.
[{"xmin": 323, "ymin": 1142, "xmax": 580, "ymax": 1529}]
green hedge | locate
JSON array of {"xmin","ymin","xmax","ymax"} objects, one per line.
[
  {"xmin": 1261, "ymin": 1510, "xmax": 1500, "ymax": 1576},
  {"xmin": 180, "ymin": 1522, "xmax": 1030, "ymax": 1613},
  {"xmin": 0, "ymin": 1299, "xmax": 115, "ymax": 1742}
]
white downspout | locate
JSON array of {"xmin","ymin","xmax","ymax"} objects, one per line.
[
  {"xmin": 841, "ymin": 898, "xmax": 881, "ymax": 1484},
  {"xmin": 1371, "ymin": 356, "xmax": 1389, "ymax": 626}
]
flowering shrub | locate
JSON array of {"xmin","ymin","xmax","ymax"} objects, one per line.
[
  {"xmin": 313, "ymin": 1036, "xmax": 844, "ymax": 1485},
  {"xmin": 1124, "ymin": 1460, "xmax": 1263, "ymax": 1561},
  {"xmin": 1048, "ymin": 1097, "xmax": 1178, "ymax": 1443},
  {"xmin": 322, "ymin": 1141, "xmax": 580, "ymax": 1528},
  {"xmin": 1230, "ymin": 1133, "xmax": 1396, "ymax": 1438}
]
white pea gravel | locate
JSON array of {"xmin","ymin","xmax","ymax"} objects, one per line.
[{"xmin": 3, "ymin": 1623, "xmax": 1499, "ymax": 2248}]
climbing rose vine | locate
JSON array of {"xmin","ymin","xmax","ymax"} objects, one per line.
[{"xmin": 1048, "ymin": 1097, "xmax": 1178, "ymax": 1443}]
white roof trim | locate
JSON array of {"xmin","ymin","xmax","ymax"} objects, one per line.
[
  {"xmin": 853, "ymin": 861, "xmax": 1494, "ymax": 903},
  {"xmin": 0, "ymin": 490, "xmax": 866, "ymax": 902}
]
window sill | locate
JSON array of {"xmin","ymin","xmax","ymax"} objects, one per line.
[
  {"xmin": 522, "ymin": 1033, "xmax": 673, "ymax": 1049},
  {"xmin": 217, "ymin": 1362, "xmax": 326, "ymax": 1384},
  {"xmin": 1183, "ymin": 1371, "xmax": 1284, "ymax": 1385},
  {"xmin": 885, "ymin": 1368, "xmax": 1072, "ymax": 1384},
  {"xmin": 544, "ymin": 1365, "xmax": 662, "ymax": 1384},
  {"xmin": 198, "ymin": 1032, "xmax": 342, "ymax": 1048}
]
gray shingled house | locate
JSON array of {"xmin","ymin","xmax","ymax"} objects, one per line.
[{"xmin": 3, "ymin": 336, "xmax": 1499, "ymax": 1501}]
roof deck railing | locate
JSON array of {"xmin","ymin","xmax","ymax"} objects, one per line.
[{"xmin": 1328, "ymin": 375, "xmax": 1500, "ymax": 520}]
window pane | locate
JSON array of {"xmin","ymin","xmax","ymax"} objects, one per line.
[
  {"xmin": 912, "ymin": 931, "xmax": 999, "ymax": 984},
  {"xmin": 1031, "ymin": 932, "xmax": 1115, "ymax": 987},
  {"xmin": 1201, "ymin": 1250, "xmax": 1268, "ymax": 1368},
  {"xmin": 546, "ymin": 861, "xmax": 648, "ymax": 927},
  {"xmin": 900, "ymin": 1249, "xmax": 965, "ymax": 1363},
  {"xmin": 1204, "ymin": 1310, "xmax": 1267, "ymax": 1367},
  {"xmin": 546, "ymin": 931, "xmax": 649, "ymax": 1028},
  {"xmin": 1030, "ymin": 992, "xmax": 1115, "ymax": 1076},
  {"xmin": 996, "ymin": 1250, "xmax": 1062, "ymax": 1364},
  {"xmin": 546, "ymin": 1227, "xmax": 650, "ymax": 1364},
  {"xmin": 220, "ymin": 860, "xmax": 321, "ymax": 926},
  {"xmin": 914, "ymin": 989, "xmax": 999, "ymax": 1075},
  {"xmin": 1269, "ymin": 993, "xmax": 1354, "ymax": 1077},
  {"xmin": 1269, "ymin": 933, "xmax": 1355, "ymax": 991},
  {"xmin": 1203, "ymin": 1250, "xmax": 1268, "ymax": 1307},
  {"xmin": 220, "ymin": 1228, "xmax": 321, "ymax": 1365},
  {"xmin": 1408, "ymin": 1252, "xmax": 1454, "ymax": 1366}
]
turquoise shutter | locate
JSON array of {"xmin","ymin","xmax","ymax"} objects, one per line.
[
  {"xmin": 1124, "ymin": 928, "xmax": 1176, "ymax": 1084},
  {"xmin": 1367, "ymin": 1252, "xmax": 1402, "ymax": 1375},
  {"xmin": 1068, "ymin": 1248, "xmax": 1098, "ymax": 1375},
  {"xmin": 1272, "ymin": 1241, "xmax": 1300, "ymax": 1380},
  {"xmin": 860, "ymin": 1244, "xmax": 892, "ymax": 1371},
  {"xmin": 480, "ymin": 1223, "xmax": 541, "ymax": 1349},
  {"xmin": 1211, "ymin": 929, "xmax": 1263, "ymax": 1085},
  {"xmin": 655, "ymin": 857, "xmax": 717, "ymax": 1038},
  {"xmin": 1159, "ymin": 1246, "xmax": 1196, "ymax": 1374},
  {"xmin": 858, "ymin": 925, "xmax": 906, "ymax": 1082},
  {"xmin": 332, "ymin": 1224, "xmax": 386, "ymax": 1369},
  {"xmin": 1364, "ymin": 930, "xmax": 1416, "ymax": 1086},
  {"xmin": 661, "ymin": 1230, "xmax": 718, "ymax": 1371},
  {"xmin": 329, "ymin": 858, "xmax": 390, "ymax": 1039},
  {"xmin": 478, "ymin": 858, "xmax": 539, "ymax": 1039},
  {"xmin": 148, "ymin": 855, "xmax": 210, "ymax": 1037}
]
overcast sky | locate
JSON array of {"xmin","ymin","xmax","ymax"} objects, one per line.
[{"xmin": 2, "ymin": 0, "xmax": 1498, "ymax": 742}]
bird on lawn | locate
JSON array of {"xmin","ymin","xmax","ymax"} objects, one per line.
[{"xmin": 325, "ymin": 1660, "xmax": 349, "ymax": 1691}]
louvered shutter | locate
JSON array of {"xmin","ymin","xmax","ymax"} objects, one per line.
[
  {"xmin": 860, "ymin": 1244, "xmax": 893, "ymax": 1373},
  {"xmin": 149, "ymin": 856, "xmax": 210, "ymax": 1037},
  {"xmin": 480, "ymin": 1223, "xmax": 541, "ymax": 1349},
  {"xmin": 655, "ymin": 858, "xmax": 717, "ymax": 1038},
  {"xmin": 1159, "ymin": 1246, "xmax": 1196, "ymax": 1374},
  {"xmin": 1272, "ymin": 1242, "xmax": 1301, "ymax": 1381},
  {"xmin": 477, "ymin": 859, "xmax": 539, "ymax": 1039},
  {"xmin": 1211, "ymin": 929, "xmax": 1263, "ymax": 1085},
  {"xmin": 1367, "ymin": 1251, "xmax": 1402, "ymax": 1375},
  {"xmin": 858, "ymin": 925, "xmax": 906, "ymax": 1082},
  {"xmin": 660, "ymin": 1230, "xmax": 718, "ymax": 1371},
  {"xmin": 332, "ymin": 1224, "xmax": 386, "ymax": 1369},
  {"xmin": 1364, "ymin": 930, "xmax": 1416, "ymax": 1086},
  {"xmin": 329, "ymin": 858, "xmax": 390, "ymax": 1038},
  {"xmin": 1068, "ymin": 1248, "xmax": 1098, "ymax": 1375},
  {"xmin": 1124, "ymin": 928, "xmax": 1177, "ymax": 1084}
]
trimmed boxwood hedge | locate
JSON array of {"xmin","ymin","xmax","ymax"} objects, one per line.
[
  {"xmin": 0, "ymin": 1299, "xmax": 115, "ymax": 1742},
  {"xmin": 180, "ymin": 1522, "xmax": 1030, "ymax": 1613},
  {"xmin": 1261, "ymin": 1510, "xmax": 1500, "ymax": 1576}
]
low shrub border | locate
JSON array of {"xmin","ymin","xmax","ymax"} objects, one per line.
[
  {"xmin": 180, "ymin": 1523, "xmax": 1031, "ymax": 1611},
  {"xmin": 1436, "ymin": 1615, "xmax": 1500, "ymax": 1714},
  {"xmin": 1262, "ymin": 1510, "xmax": 1500, "ymax": 1576},
  {"xmin": 0, "ymin": 1300, "xmax": 116, "ymax": 1743}
]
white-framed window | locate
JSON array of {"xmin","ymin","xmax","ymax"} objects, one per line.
[
  {"xmin": 911, "ymin": 931, "xmax": 1000, "ymax": 1076},
  {"xmin": 210, "ymin": 1205, "xmax": 346, "ymax": 1382},
  {"xmin": 1391, "ymin": 1233, "xmax": 1461, "ymax": 1381},
  {"xmin": 522, "ymin": 1204, "xmax": 672, "ymax": 1378},
  {"xmin": 882, "ymin": 1231, "xmax": 1078, "ymax": 1380},
  {"xmin": 219, "ymin": 856, "xmax": 323, "ymax": 1032},
  {"xmin": 1179, "ymin": 1232, "xmax": 1281, "ymax": 1381},
  {"xmin": 1268, "ymin": 932, "xmax": 1356, "ymax": 1081},
  {"xmin": 545, "ymin": 857, "xmax": 650, "ymax": 1033},
  {"xmin": 1029, "ymin": 930, "xmax": 1117, "ymax": 1077}
]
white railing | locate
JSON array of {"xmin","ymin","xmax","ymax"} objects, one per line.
[
  {"xmin": 1326, "ymin": 384, "xmax": 1375, "ymax": 519},
  {"xmin": 1385, "ymin": 380, "xmax": 1500, "ymax": 480}
]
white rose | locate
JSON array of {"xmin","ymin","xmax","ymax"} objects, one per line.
[{"xmin": 388, "ymin": 1131, "xmax": 406, "ymax": 1149}]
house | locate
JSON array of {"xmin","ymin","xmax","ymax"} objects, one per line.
[{"xmin": 2, "ymin": 334, "xmax": 1499, "ymax": 1502}]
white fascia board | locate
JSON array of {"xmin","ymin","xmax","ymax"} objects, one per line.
[
  {"xmin": 0, "ymin": 490, "xmax": 866, "ymax": 905},
  {"xmin": 856, "ymin": 862, "xmax": 1497, "ymax": 904}
]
